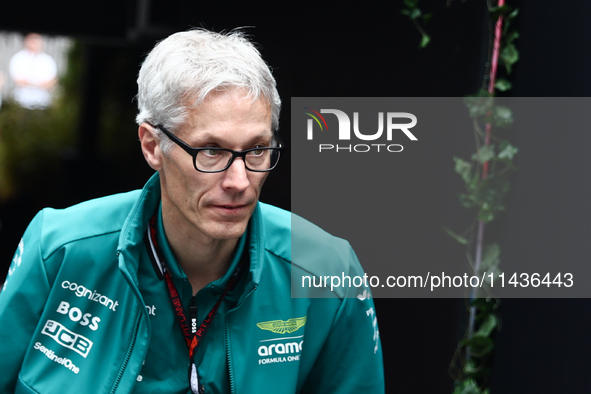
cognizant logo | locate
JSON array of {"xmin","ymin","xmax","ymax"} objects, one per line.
[{"xmin": 303, "ymin": 107, "xmax": 417, "ymax": 153}]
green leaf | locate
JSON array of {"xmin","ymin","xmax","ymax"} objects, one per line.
[
  {"xmin": 459, "ymin": 193, "xmax": 477, "ymax": 209},
  {"xmin": 403, "ymin": 0, "xmax": 419, "ymax": 8},
  {"xmin": 474, "ymin": 182, "xmax": 509, "ymax": 224},
  {"xmin": 463, "ymin": 360, "xmax": 483, "ymax": 376},
  {"xmin": 475, "ymin": 314, "xmax": 498, "ymax": 338},
  {"xmin": 465, "ymin": 336, "xmax": 494, "ymax": 355},
  {"xmin": 467, "ymin": 171, "xmax": 480, "ymax": 192},
  {"xmin": 481, "ymin": 243, "xmax": 500, "ymax": 270},
  {"xmin": 508, "ymin": 7, "xmax": 519, "ymax": 19},
  {"xmin": 494, "ymin": 105, "xmax": 513, "ymax": 128},
  {"xmin": 498, "ymin": 142, "xmax": 518, "ymax": 160},
  {"xmin": 500, "ymin": 43, "xmax": 519, "ymax": 74},
  {"xmin": 444, "ymin": 228, "xmax": 468, "ymax": 245},
  {"xmin": 453, "ymin": 156, "xmax": 473, "ymax": 183},
  {"xmin": 400, "ymin": 9, "xmax": 411, "ymax": 15},
  {"xmin": 410, "ymin": 8, "xmax": 422, "ymax": 19},
  {"xmin": 419, "ymin": 33, "xmax": 431, "ymax": 48},
  {"xmin": 505, "ymin": 30, "xmax": 520, "ymax": 44},
  {"xmin": 481, "ymin": 243, "xmax": 502, "ymax": 285},
  {"xmin": 422, "ymin": 12, "xmax": 433, "ymax": 23},
  {"xmin": 489, "ymin": 5, "xmax": 513, "ymax": 21},
  {"xmin": 471, "ymin": 145, "xmax": 495, "ymax": 164},
  {"xmin": 494, "ymin": 78, "xmax": 512, "ymax": 92},
  {"xmin": 464, "ymin": 94, "xmax": 493, "ymax": 118},
  {"xmin": 478, "ymin": 208, "xmax": 495, "ymax": 224},
  {"xmin": 471, "ymin": 298, "xmax": 499, "ymax": 313},
  {"xmin": 453, "ymin": 379, "xmax": 481, "ymax": 394}
]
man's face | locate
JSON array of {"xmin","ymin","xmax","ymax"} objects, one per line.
[
  {"xmin": 157, "ymin": 89, "xmax": 272, "ymax": 243},
  {"xmin": 24, "ymin": 34, "xmax": 43, "ymax": 54}
]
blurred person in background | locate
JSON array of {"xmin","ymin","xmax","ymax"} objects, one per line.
[{"xmin": 9, "ymin": 33, "xmax": 57, "ymax": 110}]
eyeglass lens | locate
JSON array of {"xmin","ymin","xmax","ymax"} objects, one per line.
[{"xmin": 195, "ymin": 149, "xmax": 280, "ymax": 171}]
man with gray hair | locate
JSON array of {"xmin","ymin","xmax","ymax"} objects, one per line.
[{"xmin": 0, "ymin": 29, "xmax": 384, "ymax": 393}]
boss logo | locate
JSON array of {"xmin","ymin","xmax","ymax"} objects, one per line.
[
  {"xmin": 56, "ymin": 301, "xmax": 101, "ymax": 331},
  {"xmin": 41, "ymin": 320, "xmax": 93, "ymax": 358}
]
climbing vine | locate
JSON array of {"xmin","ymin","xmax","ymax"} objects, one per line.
[{"xmin": 402, "ymin": 2, "xmax": 520, "ymax": 393}]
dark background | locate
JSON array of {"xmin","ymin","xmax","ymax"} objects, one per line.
[{"xmin": 1, "ymin": 0, "xmax": 591, "ymax": 392}]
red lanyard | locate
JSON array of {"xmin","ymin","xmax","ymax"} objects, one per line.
[{"xmin": 145, "ymin": 213, "xmax": 246, "ymax": 393}]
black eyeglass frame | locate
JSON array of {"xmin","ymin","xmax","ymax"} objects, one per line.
[{"xmin": 152, "ymin": 124, "xmax": 284, "ymax": 173}]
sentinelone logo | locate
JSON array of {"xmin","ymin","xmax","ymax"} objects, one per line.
[{"xmin": 303, "ymin": 107, "xmax": 417, "ymax": 153}]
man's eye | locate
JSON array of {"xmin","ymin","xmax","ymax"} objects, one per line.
[{"xmin": 204, "ymin": 149, "xmax": 221, "ymax": 156}]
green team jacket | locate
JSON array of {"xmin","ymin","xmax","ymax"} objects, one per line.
[{"xmin": 0, "ymin": 173, "xmax": 384, "ymax": 393}]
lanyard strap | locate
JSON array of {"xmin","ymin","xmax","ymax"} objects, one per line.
[{"xmin": 145, "ymin": 213, "xmax": 246, "ymax": 361}]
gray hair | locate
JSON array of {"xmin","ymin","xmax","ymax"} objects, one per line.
[{"xmin": 136, "ymin": 29, "xmax": 281, "ymax": 154}]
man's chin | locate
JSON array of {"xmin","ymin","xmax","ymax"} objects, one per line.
[
  {"xmin": 200, "ymin": 204, "xmax": 255, "ymax": 240},
  {"xmin": 203, "ymin": 219, "xmax": 250, "ymax": 241}
]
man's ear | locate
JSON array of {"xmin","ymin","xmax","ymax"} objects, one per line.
[{"xmin": 139, "ymin": 123, "xmax": 163, "ymax": 171}]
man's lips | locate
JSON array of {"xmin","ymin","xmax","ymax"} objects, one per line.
[{"xmin": 210, "ymin": 203, "xmax": 251, "ymax": 213}]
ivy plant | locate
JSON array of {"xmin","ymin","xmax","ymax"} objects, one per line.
[{"xmin": 404, "ymin": 2, "xmax": 520, "ymax": 393}]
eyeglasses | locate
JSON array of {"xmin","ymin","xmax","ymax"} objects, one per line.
[{"xmin": 152, "ymin": 124, "xmax": 284, "ymax": 173}]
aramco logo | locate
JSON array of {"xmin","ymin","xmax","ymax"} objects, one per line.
[{"xmin": 303, "ymin": 107, "xmax": 417, "ymax": 153}]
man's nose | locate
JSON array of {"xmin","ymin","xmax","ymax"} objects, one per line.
[{"xmin": 221, "ymin": 157, "xmax": 250, "ymax": 191}]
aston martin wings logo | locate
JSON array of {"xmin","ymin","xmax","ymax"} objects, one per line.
[{"xmin": 257, "ymin": 316, "xmax": 307, "ymax": 334}]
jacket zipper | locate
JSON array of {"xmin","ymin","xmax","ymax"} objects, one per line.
[
  {"xmin": 189, "ymin": 296, "xmax": 205, "ymax": 394},
  {"xmin": 225, "ymin": 284, "xmax": 257, "ymax": 394},
  {"xmin": 110, "ymin": 310, "xmax": 142, "ymax": 393},
  {"xmin": 225, "ymin": 320, "xmax": 235, "ymax": 394}
]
